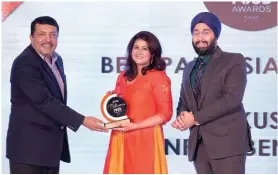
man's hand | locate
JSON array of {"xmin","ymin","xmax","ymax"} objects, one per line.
[
  {"xmin": 182, "ymin": 111, "xmax": 196, "ymax": 129},
  {"xmin": 171, "ymin": 111, "xmax": 187, "ymax": 130},
  {"xmin": 171, "ymin": 111, "xmax": 197, "ymax": 131},
  {"xmin": 83, "ymin": 117, "xmax": 108, "ymax": 132}
]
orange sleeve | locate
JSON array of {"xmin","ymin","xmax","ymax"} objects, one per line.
[{"xmin": 151, "ymin": 71, "xmax": 173, "ymax": 124}]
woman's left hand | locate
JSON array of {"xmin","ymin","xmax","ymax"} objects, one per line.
[{"xmin": 113, "ymin": 122, "xmax": 140, "ymax": 132}]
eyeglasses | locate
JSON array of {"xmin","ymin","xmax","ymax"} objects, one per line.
[{"xmin": 192, "ymin": 30, "xmax": 212, "ymax": 37}]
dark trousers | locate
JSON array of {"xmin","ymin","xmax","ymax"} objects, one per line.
[
  {"xmin": 193, "ymin": 139, "xmax": 246, "ymax": 174},
  {"xmin": 9, "ymin": 160, "xmax": 60, "ymax": 174}
]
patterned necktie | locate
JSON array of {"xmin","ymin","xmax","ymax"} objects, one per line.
[{"xmin": 193, "ymin": 59, "xmax": 206, "ymax": 105}]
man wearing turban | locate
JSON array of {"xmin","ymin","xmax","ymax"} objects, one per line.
[{"xmin": 172, "ymin": 12, "xmax": 253, "ymax": 174}]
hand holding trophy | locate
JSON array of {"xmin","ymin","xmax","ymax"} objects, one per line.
[{"xmin": 100, "ymin": 91, "xmax": 130, "ymax": 129}]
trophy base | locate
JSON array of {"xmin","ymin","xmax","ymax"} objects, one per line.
[{"xmin": 104, "ymin": 118, "xmax": 131, "ymax": 129}]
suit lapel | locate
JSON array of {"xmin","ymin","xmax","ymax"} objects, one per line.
[
  {"xmin": 185, "ymin": 60, "xmax": 198, "ymax": 112},
  {"xmin": 40, "ymin": 61, "xmax": 57, "ymax": 85},
  {"xmin": 198, "ymin": 47, "xmax": 222, "ymax": 109},
  {"xmin": 55, "ymin": 60, "xmax": 67, "ymax": 103},
  {"xmin": 40, "ymin": 61, "xmax": 64, "ymax": 102},
  {"xmin": 28, "ymin": 45, "xmax": 65, "ymax": 102}
]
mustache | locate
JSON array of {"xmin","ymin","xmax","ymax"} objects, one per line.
[
  {"xmin": 41, "ymin": 43, "xmax": 53, "ymax": 46},
  {"xmin": 192, "ymin": 38, "xmax": 217, "ymax": 56},
  {"xmin": 194, "ymin": 41, "xmax": 208, "ymax": 46}
]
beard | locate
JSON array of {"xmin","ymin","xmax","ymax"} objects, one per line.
[{"xmin": 192, "ymin": 38, "xmax": 217, "ymax": 56}]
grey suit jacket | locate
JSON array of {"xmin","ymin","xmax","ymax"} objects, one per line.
[{"xmin": 177, "ymin": 46, "xmax": 253, "ymax": 161}]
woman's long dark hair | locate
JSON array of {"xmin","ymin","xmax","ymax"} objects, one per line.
[{"xmin": 124, "ymin": 31, "xmax": 166, "ymax": 81}]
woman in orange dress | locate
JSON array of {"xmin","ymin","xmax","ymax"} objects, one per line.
[{"xmin": 103, "ymin": 31, "xmax": 173, "ymax": 174}]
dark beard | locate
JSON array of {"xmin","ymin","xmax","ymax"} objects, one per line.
[{"xmin": 192, "ymin": 38, "xmax": 217, "ymax": 56}]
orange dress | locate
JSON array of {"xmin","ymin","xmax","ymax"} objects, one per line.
[{"xmin": 103, "ymin": 70, "xmax": 173, "ymax": 174}]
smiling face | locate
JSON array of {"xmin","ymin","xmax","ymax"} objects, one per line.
[
  {"xmin": 30, "ymin": 23, "xmax": 58, "ymax": 59},
  {"xmin": 131, "ymin": 39, "xmax": 152, "ymax": 69},
  {"xmin": 192, "ymin": 23, "xmax": 217, "ymax": 56}
]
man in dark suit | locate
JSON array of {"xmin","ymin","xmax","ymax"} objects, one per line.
[
  {"xmin": 6, "ymin": 16, "xmax": 108, "ymax": 174},
  {"xmin": 172, "ymin": 12, "xmax": 253, "ymax": 173}
]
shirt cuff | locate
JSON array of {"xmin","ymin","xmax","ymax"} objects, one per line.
[{"xmin": 193, "ymin": 113, "xmax": 200, "ymax": 125}]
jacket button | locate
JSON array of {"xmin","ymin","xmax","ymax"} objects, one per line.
[{"xmin": 61, "ymin": 126, "xmax": 64, "ymax": 129}]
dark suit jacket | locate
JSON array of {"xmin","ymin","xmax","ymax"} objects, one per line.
[
  {"xmin": 6, "ymin": 45, "xmax": 85, "ymax": 167},
  {"xmin": 177, "ymin": 46, "xmax": 253, "ymax": 161}
]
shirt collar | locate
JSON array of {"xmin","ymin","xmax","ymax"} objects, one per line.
[
  {"xmin": 37, "ymin": 51, "xmax": 59, "ymax": 65},
  {"xmin": 198, "ymin": 55, "xmax": 212, "ymax": 64}
]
